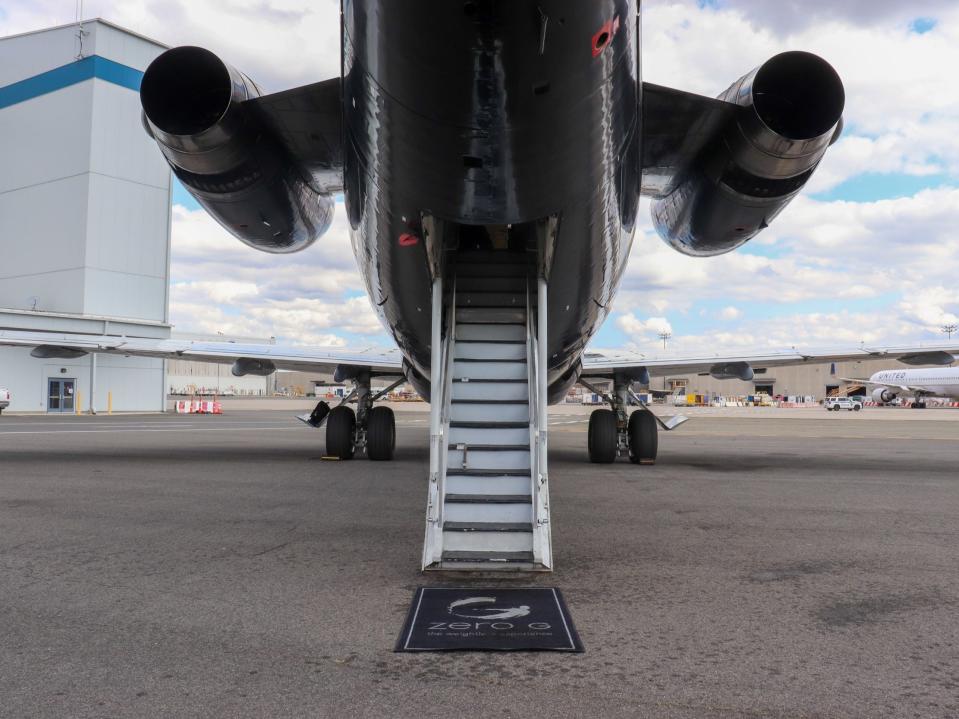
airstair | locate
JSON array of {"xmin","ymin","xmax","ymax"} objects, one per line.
[{"xmin": 422, "ymin": 251, "xmax": 552, "ymax": 571}]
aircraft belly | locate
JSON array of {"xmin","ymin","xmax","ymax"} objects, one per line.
[{"xmin": 343, "ymin": 0, "xmax": 641, "ymax": 389}]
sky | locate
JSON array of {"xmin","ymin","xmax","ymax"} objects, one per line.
[{"xmin": 3, "ymin": 1, "xmax": 958, "ymax": 354}]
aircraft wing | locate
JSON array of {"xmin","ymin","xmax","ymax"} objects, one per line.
[
  {"xmin": 0, "ymin": 330, "xmax": 404, "ymax": 377},
  {"xmin": 582, "ymin": 345, "xmax": 959, "ymax": 382}
]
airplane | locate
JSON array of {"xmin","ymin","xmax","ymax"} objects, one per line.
[
  {"xmin": 844, "ymin": 361, "xmax": 959, "ymax": 408},
  {"xmin": 4, "ymin": 1, "xmax": 958, "ymax": 571}
]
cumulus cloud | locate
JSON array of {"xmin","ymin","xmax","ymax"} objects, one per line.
[
  {"xmin": 682, "ymin": 0, "xmax": 954, "ymax": 35},
  {"xmin": 167, "ymin": 201, "xmax": 388, "ymax": 346},
  {"xmin": 617, "ymin": 314, "xmax": 673, "ymax": 341},
  {"xmin": 0, "ymin": 0, "xmax": 341, "ymax": 89}
]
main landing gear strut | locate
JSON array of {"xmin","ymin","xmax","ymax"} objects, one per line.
[
  {"xmin": 581, "ymin": 374, "xmax": 658, "ymax": 465},
  {"xmin": 579, "ymin": 373, "xmax": 689, "ymax": 465},
  {"xmin": 300, "ymin": 371, "xmax": 405, "ymax": 461}
]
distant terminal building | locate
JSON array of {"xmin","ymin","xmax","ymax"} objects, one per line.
[
  {"xmin": 650, "ymin": 357, "xmax": 896, "ymax": 400},
  {"xmin": 0, "ymin": 20, "xmax": 170, "ymax": 412}
]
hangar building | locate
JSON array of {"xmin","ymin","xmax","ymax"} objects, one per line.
[{"xmin": 0, "ymin": 20, "xmax": 171, "ymax": 413}]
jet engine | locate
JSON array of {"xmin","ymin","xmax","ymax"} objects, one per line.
[
  {"xmin": 653, "ymin": 51, "xmax": 845, "ymax": 257},
  {"xmin": 140, "ymin": 47, "xmax": 334, "ymax": 253},
  {"xmin": 872, "ymin": 387, "xmax": 897, "ymax": 404}
]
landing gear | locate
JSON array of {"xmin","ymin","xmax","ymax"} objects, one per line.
[
  {"xmin": 628, "ymin": 410, "xmax": 658, "ymax": 464},
  {"xmin": 367, "ymin": 406, "xmax": 396, "ymax": 461},
  {"xmin": 912, "ymin": 400, "xmax": 927, "ymax": 409},
  {"xmin": 313, "ymin": 371, "xmax": 405, "ymax": 460},
  {"xmin": 588, "ymin": 409, "xmax": 617, "ymax": 463},
  {"xmin": 326, "ymin": 406, "xmax": 356, "ymax": 459},
  {"xmin": 581, "ymin": 372, "xmax": 660, "ymax": 465}
]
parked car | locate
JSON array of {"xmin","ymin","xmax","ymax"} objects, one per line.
[
  {"xmin": 0, "ymin": 387, "xmax": 10, "ymax": 414},
  {"xmin": 825, "ymin": 396, "xmax": 862, "ymax": 412}
]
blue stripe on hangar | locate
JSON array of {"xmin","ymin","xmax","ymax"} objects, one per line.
[{"xmin": 0, "ymin": 55, "xmax": 144, "ymax": 110}]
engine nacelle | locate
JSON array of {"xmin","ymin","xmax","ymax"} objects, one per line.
[
  {"xmin": 872, "ymin": 387, "xmax": 897, "ymax": 404},
  {"xmin": 141, "ymin": 47, "xmax": 334, "ymax": 254},
  {"xmin": 653, "ymin": 51, "xmax": 845, "ymax": 257},
  {"xmin": 232, "ymin": 358, "xmax": 276, "ymax": 377},
  {"xmin": 710, "ymin": 362, "xmax": 755, "ymax": 381}
]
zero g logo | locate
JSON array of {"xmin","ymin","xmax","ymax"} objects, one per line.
[{"xmin": 426, "ymin": 596, "xmax": 553, "ymax": 631}]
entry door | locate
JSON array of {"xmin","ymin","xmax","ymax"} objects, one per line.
[{"xmin": 48, "ymin": 379, "xmax": 76, "ymax": 413}]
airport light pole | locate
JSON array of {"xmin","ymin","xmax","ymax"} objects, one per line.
[
  {"xmin": 658, "ymin": 332, "xmax": 671, "ymax": 393},
  {"xmin": 943, "ymin": 323, "xmax": 958, "ymax": 340}
]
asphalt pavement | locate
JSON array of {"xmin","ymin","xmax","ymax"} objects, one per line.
[{"xmin": 1, "ymin": 408, "xmax": 958, "ymax": 718}]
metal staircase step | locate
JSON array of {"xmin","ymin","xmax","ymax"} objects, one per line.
[
  {"xmin": 447, "ymin": 444, "xmax": 530, "ymax": 452},
  {"xmin": 454, "ymin": 342, "xmax": 526, "ymax": 361},
  {"xmin": 453, "ymin": 360, "xmax": 528, "ymax": 381},
  {"xmin": 446, "ymin": 494, "xmax": 532, "ymax": 504},
  {"xmin": 456, "ymin": 277, "xmax": 527, "ymax": 293},
  {"xmin": 448, "ymin": 425, "xmax": 530, "ymax": 446},
  {"xmin": 457, "ymin": 291, "xmax": 525, "ymax": 307},
  {"xmin": 441, "ymin": 551, "xmax": 535, "ymax": 564},
  {"xmin": 454, "ymin": 263, "xmax": 528, "ymax": 277},
  {"xmin": 447, "ymin": 447, "xmax": 531, "ymax": 471},
  {"xmin": 456, "ymin": 307, "xmax": 526, "ymax": 324},
  {"xmin": 452, "ymin": 381, "xmax": 528, "ymax": 401},
  {"xmin": 450, "ymin": 402, "xmax": 529, "ymax": 423},
  {"xmin": 445, "ymin": 502, "xmax": 532, "ymax": 523},
  {"xmin": 446, "ymin": 475, "xmax": 530, "ymax": 496},
  {"xmin": 443, "ymin": 523, "xmax": 533, "ymax": 552},
  {"xmin": 456, "ymin": 322, "xmax": 526, "ymax": 341},
  {"xmin": 446, "ymin": 468, "xmax": 530, "ymax": 477},
  {"xmin": 444, "ymin": 522, "xmax": 533, "ymax": 532}
]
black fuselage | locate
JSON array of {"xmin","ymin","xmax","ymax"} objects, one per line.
[{"xmin": 343, "ymin": 0, "xmax": 640, "ymax": 394}]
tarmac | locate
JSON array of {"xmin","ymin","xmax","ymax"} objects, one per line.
[{"xmin": 1, "ymin": 404, "xmax": 958, "ymax": 718}]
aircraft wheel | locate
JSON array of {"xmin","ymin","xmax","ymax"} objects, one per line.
[
  {"xmin": 588, "ymin": 409, "xmax": 617, "ymax": 464},
  {"xmin": 628, "ymin": 410, "xmax": 658, "ymax": 465},
  {"xmin": 326, "ymin": 406, "xmax": 356, "ymax": 459},
  {"xmin": 367, "ymin": 406, "xmax": 396, "ymax": 461}
]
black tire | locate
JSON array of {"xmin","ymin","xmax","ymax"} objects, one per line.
[
  {"xmin": 588, "ymin": 409, "xmax": 618, "ymax": 464},
  {"xmin": 854, "ymin": 405, "xmax": 861, "ymax": 412},
  {"xmin": 367, "ymin": 406, "xmax": 396, "ymax": 461},
  {"xmin": 325, "ymin": 406, "xmax": 356, "ymax": 459},
  {"xmin": 628, "ymin": 410, "xmax": 658, "ymax": 465}
]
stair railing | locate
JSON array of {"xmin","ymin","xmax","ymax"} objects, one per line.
[
  {"xmin": 422, "ymin": 276, "xmax": 457, "ymax": 569},
  {"xmin": 527, "ymin": 277, "xmax": 553, "ymax": 569}
]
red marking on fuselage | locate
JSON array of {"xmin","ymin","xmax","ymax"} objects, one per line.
[
  {"xmin": 399, "ymin": 233, "xmax": 420, "ymax": 247},
  {"xmin": 592, "ymin": 15, "xmax": 620, "ymax": 58}
]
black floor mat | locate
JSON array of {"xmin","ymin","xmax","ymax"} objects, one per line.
[{"xmin": 396, "ymin": 587, "xmax": 583, "ymax": 652}]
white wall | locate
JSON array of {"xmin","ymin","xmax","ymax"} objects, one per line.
[{"xmin": 0, "ymin": 346, "xmax": 165, "ymax": 413}]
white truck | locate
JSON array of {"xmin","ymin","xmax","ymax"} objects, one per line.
[
  {"xmin": 825, "ymin": 396, "xmax": 863, "ymax": 412},
  {"xmin": 0, "ymin": 387, "xmax": 10, "ymax": 414}
]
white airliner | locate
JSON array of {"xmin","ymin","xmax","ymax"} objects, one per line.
[{"xmin": 846, "ymin": 363, "xmax": 959, "ymax": 408}]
